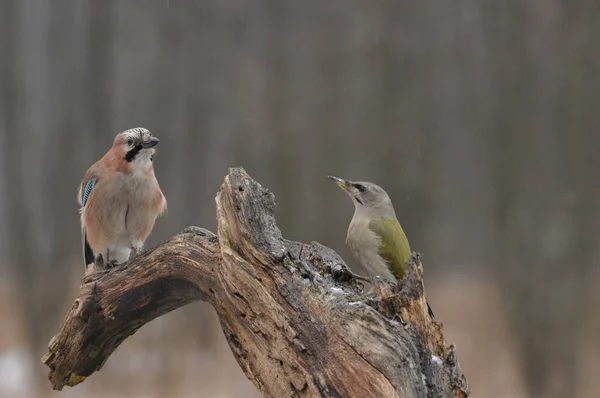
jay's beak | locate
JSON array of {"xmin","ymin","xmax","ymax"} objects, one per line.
[{"xmin": 141, "ymin": 137, "xmax": 160, "ymax": 148}]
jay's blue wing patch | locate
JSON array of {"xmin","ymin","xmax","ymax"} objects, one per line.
[
  {"xmin": 81, "ymin": 179, "xmax": 97, "ymax": 267},
  {"xmin": 81, "ymin": 180, "xmax": 95, "ymax": 207}
]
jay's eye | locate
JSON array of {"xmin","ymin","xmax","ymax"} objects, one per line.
[
  {"xmin": 126, "ymin": 137, "xmax": 134, "ymax": 146},
  {"xmin": 355, "ymin": 184, "xmax": 367, "ymax": 192}
]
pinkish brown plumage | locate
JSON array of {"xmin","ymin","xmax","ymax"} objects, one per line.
[{"xmin": 78, "ymin": 127, "xmax": 167, "ymax": 268}]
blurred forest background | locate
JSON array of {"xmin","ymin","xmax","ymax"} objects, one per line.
[{"xmin": 0, "ymin": 1, "xmax": 599, "ymax": 397}]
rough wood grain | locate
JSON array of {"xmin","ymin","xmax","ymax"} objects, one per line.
[{"xmin": 43, "ymin": 167, "xmax": 469, "ymax": 397}]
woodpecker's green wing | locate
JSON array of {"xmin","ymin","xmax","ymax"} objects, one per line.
[
  {"xmin": 368, "ymin": 217, "xmax": 411, "ymax": 280},
  {"xmin": 369, "ymin": 217, "xmax": 435, "ymax": 318}
]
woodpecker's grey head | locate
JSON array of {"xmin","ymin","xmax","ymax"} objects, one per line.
[
  {"xmin": 328, "ymin": 175, "xmax": 393, "ymax": 209},
  {"xmin": 112, "ymin": 127, "xmax": 160, "ymax": 170}
]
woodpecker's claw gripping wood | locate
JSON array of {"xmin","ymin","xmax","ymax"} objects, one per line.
[{"xmin": 43, "ymin": 167, "xmax": 469, "ymax": 398}]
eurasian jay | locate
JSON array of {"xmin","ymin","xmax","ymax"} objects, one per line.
[{"xmin": 78, "ymin": 127, "xmax": 167, "ymax": 268}]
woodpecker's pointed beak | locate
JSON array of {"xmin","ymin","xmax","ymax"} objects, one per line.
[
  {"xmin": 328, "ymin": 175, "xmax": 349, "ymax": 190},
  {"xmin": 141, "ymin": 137, "xmax": 160, "ymax": 148}
]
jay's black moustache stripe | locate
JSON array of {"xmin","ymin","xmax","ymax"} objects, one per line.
[{"xmin": 124, "ymin": 144, "xmax": 143, "ymax": 162}]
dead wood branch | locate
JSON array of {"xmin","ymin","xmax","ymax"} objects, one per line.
[{"xmin": 43, "ymin": 167, "xmax": 469, "ymax": 397}]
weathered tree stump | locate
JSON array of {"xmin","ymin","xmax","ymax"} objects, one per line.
[{"xmin": 42, "ymin": 167, "xmax": 469, "ymax": 397}]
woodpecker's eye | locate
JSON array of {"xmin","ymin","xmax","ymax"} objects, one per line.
[
  {"xmin": 150, "ymin": 155, "xmax": 154, "ymax": 162},
  {"xmin": 126, "ymin": 137, "xmax": 134, "ymax": 146},
  {"xmin": 355, "ymin": 184, "xmax": 367, "ymax": 192}
]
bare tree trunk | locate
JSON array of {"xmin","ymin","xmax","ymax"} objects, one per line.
[{"xmin": 43, "ymin": 168, "xmax": 469, "ymax": 398}]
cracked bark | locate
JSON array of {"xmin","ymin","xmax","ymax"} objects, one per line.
[{"xmin": 42, "ymin": 167, "xmax": 469, "ymax": 398}]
